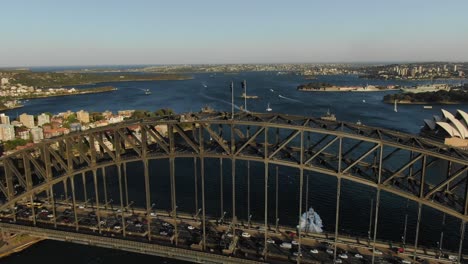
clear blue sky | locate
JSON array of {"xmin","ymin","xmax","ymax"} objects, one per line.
[{"xmin": 1, "ymin": 0, "xmax": 468, "ymax": 67}]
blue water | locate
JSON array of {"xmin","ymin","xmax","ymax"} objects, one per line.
[
  {"xmin": 7, "ymin": 73, "xmax": 467, "ymax": 135},
  {"xmin": 3, "ymin": 72, "xmax": 468, "ymax": 263}
]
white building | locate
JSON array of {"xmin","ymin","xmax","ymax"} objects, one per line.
[
  {"xmin": 76, "ymin": 110, "xmax": 90, "ymax": 123},
  {"xmin": 37, "ymin": 113, "xmax": 50, "ymax": 127},
  {"xmin": 30, "ymin": 127, "xmax": 44, "ymax": 143},
  {"xmin": 423, "ymin": 109, "xmax": 468, "ymax": 150},
  {"xmin": 0, "ymin": 113, "xmax": 10, "ymax": 125},
  {"xmin": 18, "ymin": 130, "xmax": 29, "ymax": 140},
  {"xmin": 0, "ymin": 124, "xmax": 15, "ymax": 141},
  {"xmin": 0, "ymin": 78, "xmax": 9, "ymax": 85},
  {"xmin": 19, "ymin": 113, "xmax": 35, "ymax": 128}
]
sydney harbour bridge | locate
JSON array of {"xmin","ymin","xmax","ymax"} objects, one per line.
[{"xmin": 0, "ymin": 111, "xmax": 467, "ymax": 264}]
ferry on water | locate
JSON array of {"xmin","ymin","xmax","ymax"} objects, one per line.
[
  {"xmin": 241, "ymin": 92, "xmax": 259, "ymax": 99},
  {"xmin": 320, "ymin": 109, "xmax": 336, "ymax": 121}
]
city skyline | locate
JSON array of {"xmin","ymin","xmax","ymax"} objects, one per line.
[{"xmin": 1, "ymin": 0, "xmax": 468, "ymax": 67}]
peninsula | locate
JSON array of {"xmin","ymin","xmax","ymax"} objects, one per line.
[
  {"xmin": 0, "ymin": 70, "xmax": 192, "ymax": 88},
  {"xmin": 0, "ymin": 71, "xmax": 191, "ymax": 111},
  {"xmin": 297, "ymin": 82, "xmax": 397, "ymax": 92}
]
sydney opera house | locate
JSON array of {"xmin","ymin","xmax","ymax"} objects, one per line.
[{"xmin": 421, "ymin": 109, "xmax": 468, "ymax": 150}]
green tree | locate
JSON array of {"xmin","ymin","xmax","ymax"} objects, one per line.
[
  {"xmin": 131, "ymin": 110, "xmax": 148, "ymax": 119},
  {"xmin": 154, "ymin": 108, "xmax": 175, "ymax": 117},
  {"xmin": 4, "ymin": 138, "xmax": 30, "ymax": 151},
  {"xmin": 90, "ymin": 112, "xmax": 105, "ymax": 122}
]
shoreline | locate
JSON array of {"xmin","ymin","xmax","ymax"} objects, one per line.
[
  {"xmin": 298, "ymin": 88, "xmax": 399, "ymax": 92},
  {"xmin": 0, "ymin": 104, "xmax": 24, "ymax": 112},
  {"xmin": 58, "ymin": 76, "xmax": 193, "ymax": 87},
  {"xmin": 3, "ymin": 86, "xmax": 117, "ymax": 103},
  {"xmin": 359, "ymin": 75, "xmax": 467, "ymax": 81},
  {"xmin": 0, "ymin": 235, "xmax": 44, "ymax": 259},
  {"xmin": 383, "ymin": 100, "xmax": 464, "ymax": 105},
  {"xmin": 0, "ymin": 87, "xmax": 117, "ymax": 111},
  {"xmin": 18, "ymin": 87, "xmax": 118, "ymax": 101}
]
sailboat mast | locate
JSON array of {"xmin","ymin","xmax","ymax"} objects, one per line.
[{"xmin": 243, "ymin": 80, "xmax": 247, "ymax": 111}]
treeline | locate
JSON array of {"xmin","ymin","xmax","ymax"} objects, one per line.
[
  {"xmin": 383, "ymin": 90, "xmax": 468, "ymax": 103},
  {"xmin": 129, "ymin": 108, "xmax": 176, "ymax": 119},
  {"xmin": 2, "ymin": 71, "xmax": 191, "ymax": 88}
]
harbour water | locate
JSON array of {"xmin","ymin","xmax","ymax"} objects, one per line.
[{"xmin": 3, "ymin": 71, "xmax": 468, "ymax": 263}]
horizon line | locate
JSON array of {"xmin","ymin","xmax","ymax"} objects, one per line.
[{"xmin": 1, "ymin": 60, "xmax": 467, "ymax": 69}]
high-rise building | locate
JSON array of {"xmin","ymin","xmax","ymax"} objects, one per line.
[
  {"xmin": 443, "ymin": 65, "xmax": 448, "ymax": 71},
  {"xmin": 37, "ymin": 113, "xmax": 50, "ymax": 127},
  {"xmin": 454, "ymin": 65, "xmax": 458, "ymax": 72},
  {"xmin": 18, "ymin": 130, "xmax": 29, "ymax": 140},
  {"xmin": 76, "ymin": 110, "xmax": 90, "ymax": 123},
  {"xmin": 0, "ymin": 124, "xmax": 15, "ymax": 141},
  {"xmin": 401, "ymin": 68, "xmax": 408, "ymax": 76},
  {"xmin": 30, "ymin": 127, "xmax": 44, "ymax": 143},
  {"xmin": 0, "ymin": 113, "xmax": 10, "ymax": 125},
  {"xmin": 19, "ymin": 113, "xmax": 35, "ymax": 128}
]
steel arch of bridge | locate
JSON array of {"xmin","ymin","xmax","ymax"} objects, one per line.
[{"xmin": 0, "ymin": 111, "xmax": 467, "ymax": 262}]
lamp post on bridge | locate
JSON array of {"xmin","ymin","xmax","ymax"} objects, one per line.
[
  {"xmin": 194, "ymin": 208, "xmax": 202, "ymax": 222},
  {"xmin": 402, "ymin": 199, "xmax": 409, "ymax": 248},
  {"xmin": 219, "ymin": 211, "xmax": 227, "ymax": 224},
  {"xmin": 150, "ymin": 203, "xmax": 156, "ymax": 217},
  {"xmin": 367, "ymin": 198, "xmax": 373, "ymax": 246}
]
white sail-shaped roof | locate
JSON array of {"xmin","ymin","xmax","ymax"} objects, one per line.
[
  {"xmin": 436, "ymin": 122, "xmax": 461, "ymax": 138},
  {"xmin": 442, "ymin": 109, "xmax": 455, "ymax": 120},
  {"xmin": 457, "ymin": 109, "xmax": 468, "ymax": 128},
  {"xmin": 447, "ymin": 116, "xmax": 468, "ymax": 139},
  {"xmin": 424, "ymin": 119, "xmax": 436, "ymax": 130}
]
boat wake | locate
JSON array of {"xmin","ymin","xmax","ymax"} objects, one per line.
[
  {"xmin": 278, "ymin": 94, "xmax": 302, "ymax": 103},
  {"xmin": 199, "ymin": 91, "xmax": 247, "ymax": 112}
]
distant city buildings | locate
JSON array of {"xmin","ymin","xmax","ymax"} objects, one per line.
[{"xmin": 368, "ymin": 63, "xmax": 465, "ymax": 80}]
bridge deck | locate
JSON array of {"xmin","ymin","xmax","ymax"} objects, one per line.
[{"xmin": 1, "ymin": 200, "xmax": 464, "ymax": 264}]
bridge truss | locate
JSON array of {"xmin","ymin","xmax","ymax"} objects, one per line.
[{"xmin": 0, "ymin": 111, "xmax": 467, "ymax": 263}]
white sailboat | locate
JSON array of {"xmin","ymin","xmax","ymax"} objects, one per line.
[
  {"xmin": 394, "ymin": 100, "xmax": 398, "ymax": 112},
  {"xmin": 266, "ymin": 103, "xmax": 272, "ymax": 112}
]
